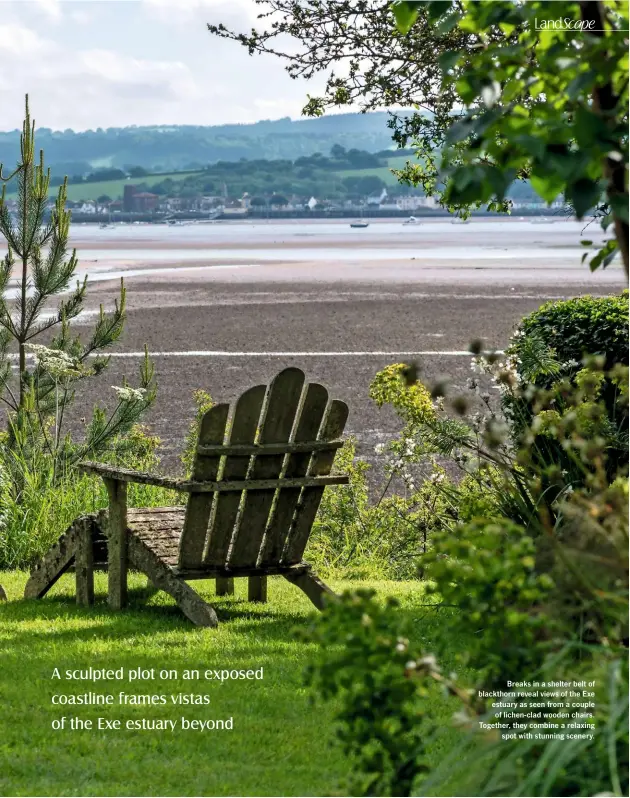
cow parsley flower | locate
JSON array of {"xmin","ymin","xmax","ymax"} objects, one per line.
[
  {"xmin": 25, "ymin": 344, "xmax": 90, "ymax": 379},
  {"xmin": 112, "ymin": 386, "xmax": 147, "ymax": 402}
]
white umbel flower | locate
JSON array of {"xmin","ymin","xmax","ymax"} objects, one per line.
[
  {"xmin": 25, "ymin": 344, "xmax": 90, "ymax": 378},
  {"xmin": 112, "ymin": 386, "xmax": 147, "ymax": 402}
]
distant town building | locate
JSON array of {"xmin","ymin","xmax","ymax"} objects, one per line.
[
  {"xmin": 366, "ymin": 187, "xmax": 389, "ymax": 206},
  {"xmin": 378, "ymin": 201, "xmax": 401, "ymax": 212},
  {"xmin": 123, "ymin": 184, "xmax": 159, "ymax": 212},
  {"xmin": 199, "ymin": 196, "xmax": 223, "ymax": 211},
  {"xmin": 396, "ymin": 195, "xmax": 437, "ymax": 211},
  {"xmin": 123, "ymin": 184, "xmax": 136, "ymax": 212},
  {"xmin": 222, "ymin": 198, "xmax": 248, "ymax": 216},
  {"xmin": 74, "ymin": 200, "xmax": 97, "ymax": 214},
  {"xmin": 132, "ymin": 192, "xmax": 159, "ymax": 212},
  {"xmin": 511, "ymin": 200, "xmax": 565, "ymax": 210}
]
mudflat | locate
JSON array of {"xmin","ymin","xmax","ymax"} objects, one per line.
[{"xmin": 5, "ymin": 219, "xmax": 626, "ymax": 470}]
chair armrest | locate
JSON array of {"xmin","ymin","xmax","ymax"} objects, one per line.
[
  {"xmin": 79, "ymin": 462, "xmax": 350, "ymax": 493},
  {"xmin": 79, "ymin": 461, "xmax": 187, "ymax": 492}
]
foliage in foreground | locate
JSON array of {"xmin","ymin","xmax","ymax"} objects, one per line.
[
  {"xmin": 513, "ymin": 292, "xmax": 629, "ymax": 375},
  {"xmin": 505, "ymin": 293, "xmax": 629, "ymax": 470},
  {"xmin": 393, "ymin": 0, "xmax": 629, "ymax": 273},
  {"xmin": 306, "ymin": 382, "xmax": 628, "ymax": 795},
  {"xmin": 0, "ymin": 96, "xmax": 165, "ymax": 568},
  {"xmin": 0, "ymin": 385, "xmax": 221, "ymax": 569},
  {"xmin": 304, "ymin": 291, "xmax": 629, "ymax": 796}
]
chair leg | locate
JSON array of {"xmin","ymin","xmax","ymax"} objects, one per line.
[
  {"xmin": 216, "ymin": 577, "xmax": 234, "ymax": 596},
  {"xmin": 284, "ymin": 569, "xmax": 336, "ymax": 611},
  {"xmin": 104, "ymin": 478, "xmax": 128, "ymax": 610},
  {"xmin": 75, "ymin": 518, "xmax": 95, "ymax": 607},
  {"xmin": 24, "ymin": 519, "xmax": 86, "ymax": 600},
  {"xmin": 0, "ymin": 584, "xmax": 6, "ymax": 601},
  {"xmin": 128, "ymin": 535, "xmax": 219, "ymax": 628},
  {"xmin": 248, "ymin": 576, "xmax": 267, "ymax": 603}
]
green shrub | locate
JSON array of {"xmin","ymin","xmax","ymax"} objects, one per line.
[
  {"xmin": 369, "ymin": 363, "xmax": 471, "ymax": 457},
  {"xmin": 303, "ymin": 590, "xmax": 437, "ymax": 797},
  {"xmin": 515, "ymin": 292, "xmax": 628, "ymax": 375},
  {"xmin": 369, "ymin": 363, "xmax": 437, "ymax": 426},
  {"xmin": 505, "ymin": 293, "xmax": 629, "ymax": 476},
  {"xmin": 306, "ymin": 476, "xmax": 629, "ymax": 796},
  {"xmin": 423, "ymin": 517, "xmax": 555, "ymax": 685},
  {"xmin": 306, "ymin": 439, "xmax": 377, "ymax": 577},
  {"xmin": 306, "ymin": 437, "xmax": 500, "ymax": 580},
  {"xmin": 0, "ymin": 387, "xmax": 216, "ymax": 568},
  {"xmin": 307, "ymin": 438, "xmax": 433, "ymax": 580}
]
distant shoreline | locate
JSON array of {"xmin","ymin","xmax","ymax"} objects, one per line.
[{"xmin": 65, "ymin": 208, "xmax": 567, "ymax": 225}]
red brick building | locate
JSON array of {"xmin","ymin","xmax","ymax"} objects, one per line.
[
  {"xmin": 123, "ymin": 184, "xmax": 159, "ymax": 212},
  {"xmin": 132, "ymin": 192, "xmax": 159, "ymax": 212}
]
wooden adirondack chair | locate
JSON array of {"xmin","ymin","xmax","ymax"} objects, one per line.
[{"xmin": 24, "ymin": 368, "xmax": 349, "ymax": 627}]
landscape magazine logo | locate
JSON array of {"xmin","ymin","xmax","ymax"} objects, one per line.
[
  {"xmin": 533, "ymin": 14, "xmax": 628, "ymax": 31},
  {"xmin": 535, "ymin": 16, "xmax": 597, "ymax": 30}
]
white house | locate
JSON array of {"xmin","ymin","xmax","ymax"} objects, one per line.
[{"xmin": 396, "ymin": 195, "xmax": 437, "ymax": 211}]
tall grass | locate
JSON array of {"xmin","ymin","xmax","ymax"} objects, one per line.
[{"xmin": 0, "ymin": 425, "xmax": 180, "ymax": 569}]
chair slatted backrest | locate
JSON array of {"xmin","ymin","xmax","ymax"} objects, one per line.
[
  {"xmin": 178, "ymin": 368, "xmax": 348, "ymax": 571},
  {"xmin": 179, "ymin": 404, "xmax": 229, "ymax": 569},
  {"xmin": 203, "ymin": 383, "xmax": 266, "ymax": 566},
  {"xmin": 259, "ymin": 382, "xmax": 328, "ymax": 566},
  {"xmin": 282, "ymin": 398, "xmax": 348, "ymax": 564}
]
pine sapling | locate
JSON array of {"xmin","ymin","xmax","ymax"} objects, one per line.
[{"xmin": 0, "ymin": 96, "xmax": 156, "ymax": 477}]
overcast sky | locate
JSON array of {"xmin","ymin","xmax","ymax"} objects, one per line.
[{"xmin": 0, "ymin": 0, "xmax": 329, "ymax": 131}]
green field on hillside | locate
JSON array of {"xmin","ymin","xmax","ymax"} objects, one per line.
[
  {"xmin": 5, "ymin": 171, "xmax": 204, "ymax": 202},
  {"xmin": 337, "ymin": 154, "xmax": 415, "ymax": 185},
  {"xmin": 3, "ymin": 154, "xmax": 416, "ymax": 202}
]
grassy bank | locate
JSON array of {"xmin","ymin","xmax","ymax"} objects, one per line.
[{"xmin": 0, "ymin": 573, "xmax": 460, "ymax": 797}]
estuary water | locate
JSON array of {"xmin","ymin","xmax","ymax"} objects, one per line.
[{"xmin": 2, "ymin": 218, "xmax": 621, "ymax": 293}]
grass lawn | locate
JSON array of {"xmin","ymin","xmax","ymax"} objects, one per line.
[{"xmin": 0, "ymin": 572, "xmax": 463, "ymax": 797}]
